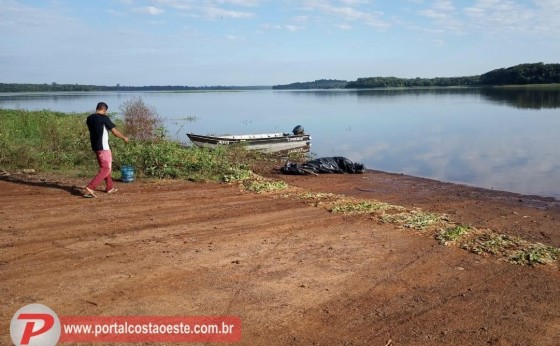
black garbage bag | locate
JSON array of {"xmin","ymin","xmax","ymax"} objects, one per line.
[{"xmin": 281, "ymin": 156, "xmax": 365, "ymax": 175}]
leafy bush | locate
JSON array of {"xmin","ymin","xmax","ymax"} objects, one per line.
[{"xmin": 120, "ymin": 97, "xmax": 163, "ymax": 141}]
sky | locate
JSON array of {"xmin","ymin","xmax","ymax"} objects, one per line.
[{"xmin": 1, "ymin": 0, "xmax": 559, "ymax": 86}]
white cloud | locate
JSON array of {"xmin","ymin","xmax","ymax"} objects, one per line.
[
  {"xmin": 153, "ymin": 0, "xmax": 193, "ymax": 11},
  {"xmin": 464, "ymin": 0, "xmax": 537, "ymax": 33},
  {"xmin": 134, "ymin": 6, "xmax": 165, "ymax": 15},
  {"xmin": 339, "ymin": 0, "xmax": 370, "ymax": 5},
  {"xmin": 204, "ymin": 7, "xmax": 255, "ymax": 19},
  {"xmin": 416, "ymin": 0, "xmax": 463, "ymax": 34},
  {"xmin": 0, "ymin": 0, "xmax": 74, "ymax": 33},
  {"xmin": 301, "ymin": 0, "xmax": 389, "ymax": 28},
  {"xmin": 418, "ymin": 8, "xmax": 449, "ymax": 19},
  {"xmin": 433, "ymin": 0, "xmax": 454, "ymax": 11},
  {"xmin": 418, "ymin": 0, "xmax": 455, "ymax": 20},
  {"xmin": 292, "ymin": 15, "xmax": 310, "ymax": 23},
  {"xmin": 226, "ymin": 34, "xmax": 243, "ymax": 41},
  {"xmin": 412, "ymin": 0, "xmax": 560, "ymax": 38},
  {"xmin": 431, "ymin": 38, "xmax": 444, "ymax": 46},
  {"xmin": 285, "ymin": 24, "xmax": 303, "ymax": 32},
  {"xmin": 153, "ymin": 0, "xmax": 259, "ymax": 16},
  {"xmin": 261, "ymin": 23, "xmax": 305, "ymax": 32},
  {"xmin": 215, "ymin": 0, "xmax": 260, "ymax": 6},
  {"xmin": 335, "ymin": 24, "xmax": 352, "ymax": 30}
]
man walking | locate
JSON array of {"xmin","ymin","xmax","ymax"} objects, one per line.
[{"xmin": 84, "ymin": 102, "xmax": 129, "ymax": 198}]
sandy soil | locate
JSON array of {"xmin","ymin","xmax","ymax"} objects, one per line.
[{"xmin": 1, "ymin": 168, "xmax": 559, "ymax": 345}]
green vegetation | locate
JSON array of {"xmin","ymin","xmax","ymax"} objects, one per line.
[
  {"xmin": 382, "ymin": 210, "xmax": 445, "ymax": 230},
  {"xmin": 120, "ymin": 96, "xmax": 164, "ymax": 141},
  {"xmin": 270, "ymin": 63, "xmax": 560, "ymax": 89},
  {"xmin": 346, "ymin": 63, "xmax": 560, "ymax": 88},
  {"xmin": 0, "ymin": 109, "xmax": 93, "ymax": 174},
  {"xmin": 331, "ymin": 200, "xmax": 398, "ymax": 214},
  {"xmin": 346, "ymin": 75, "xmax": 480, "ymax": 88},
  {"xmin": 243, "ymin": 180, "xmax": 288, "ymax": 193},
  {"xmin": 273, "ymin": 79, "xmax": 348, "ymax": 90},
  {"xmin": 510, "ymin": 243, "xmax": 560, "ymax": 266},
  {"xmin": 436, "ymin": 225, "xmax": 471, "ymax": 245},
  {"xmin": 221, "ymin": 168, "xmax": 254, "ymax": 183},
  {"xmin": 0, "ymin": 83, "xmax": 270, "ymax": 92},
  {"xmin": 479, "ymin": 63, "xmax": 560, "ymax": 85},
  {"xmin": 461, "ymin": 233, "xmax": 523, "ymax": 256},
  {"xmin": 460, "ymin": 230, "xmax": 560, "ymax": 266},
  {"xmin": 297, "ymin": 192, "xmax": 338, "ymax": 201},
  {"xmin": 0, "ymin": 108, "xmax": 253, "ymax": 181}
]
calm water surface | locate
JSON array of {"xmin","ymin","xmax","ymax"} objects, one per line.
[{"xmin": 1, "ymin": 88, "xmax": 559, "ymax": 199}]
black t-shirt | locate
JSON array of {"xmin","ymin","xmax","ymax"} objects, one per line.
[{"xmin": 86, "ymin": 113, "xmax": 116, "ymax": 151}]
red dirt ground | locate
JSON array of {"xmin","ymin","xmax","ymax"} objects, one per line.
[{"xmin": 1, "ymin": 168, "xmax": 559, "ymax": 345}]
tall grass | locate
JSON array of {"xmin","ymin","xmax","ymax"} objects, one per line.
[
  {"xmin": 0, "ymin": 109, "xmax": 93, "ymax": 173},
  {"xmin": 0, "ymin": 108, "xmax": 253, "ymax": 181}
]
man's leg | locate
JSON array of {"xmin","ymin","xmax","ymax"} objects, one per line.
[
  {"xmin": 86, "ymin": 150, "xmax": 112, "ymax": 193},
  {"xmin": 103, "ymin": 151, "xmax": 114, "ymax": 192}
]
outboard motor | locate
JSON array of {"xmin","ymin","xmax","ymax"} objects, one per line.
[{"xmin": 292, "ymin": 125, "xmax": 304, "ymax": 135}]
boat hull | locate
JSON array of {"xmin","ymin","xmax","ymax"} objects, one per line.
[{"xmin": 187, "ymin": 133, "xmax": 311, "ymax": 153}]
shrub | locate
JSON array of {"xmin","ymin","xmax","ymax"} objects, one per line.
[{"xmin": 120, "ymin": 97, "xmax": 163, "ymax": 141}]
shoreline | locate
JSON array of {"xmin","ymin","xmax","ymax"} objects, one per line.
[
  {"xmin": 1, "ymin": 168, "xmax": 560, "ymax": 345},
  {"xmin": 263, "ymin": 168, "xmax": 560, "ymax": 248},
  {"xmin": 359, "ymin": 168, "xmax": 560, "ymax": 204}
]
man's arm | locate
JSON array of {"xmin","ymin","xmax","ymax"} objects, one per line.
[{"xmin": 111, "ymin": 128, "xmax": 129, "ymax": 143}]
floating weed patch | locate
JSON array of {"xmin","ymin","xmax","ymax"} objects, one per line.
[
  {"xmin": 510, "ymin": 243, "xmax": 560, "ymax": 266},
  {"xmin": 244, "ymin": 180, "xmax": 288, "ymax": 193},
  {"xmin": 331, "ymin": 200, "xmax": 400, "ymax": 215},
  {"xmin": 437, "ymin": 225, "xmax": 471, "ymax": 245}
]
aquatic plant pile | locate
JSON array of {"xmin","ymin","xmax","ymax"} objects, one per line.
[{"xmin": 238, "ymin": 180, "xmax": 560, "ymax": 266}]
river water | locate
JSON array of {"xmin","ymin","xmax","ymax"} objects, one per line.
[{"xmin": 1, "ymin": 87, "xmax": 559, "ymax": 198}]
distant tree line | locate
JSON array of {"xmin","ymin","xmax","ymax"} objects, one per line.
[
  {"xmin": 272, "ymin": 79, "xmax": 348, "ymax": 90},
  {"xmin": 345, "ymin": 76, "xmax": 480, "ymax": 88},
  {"xmin": 346, "ymin": 63, "xmax": 560, "ymax": 88},
  {"xmin": 1, "ymin": 63, "xmax": 559, "ymax": 92},
  {"xmin": 275, "ymin": 63, "xmax": 560, "ymax": 89},
  {"xmin": 0, "ymin": 83, "xmax": 103, "ymax": 92},
  {"xmin": 0, "ymin": 83, "xmax": 270, "ymax": 93},
  {"xmin": 478, "ymin": 63, "xmax": 560, "ymax": 85}
]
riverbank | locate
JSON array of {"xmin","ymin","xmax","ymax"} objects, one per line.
[{"xmin": 1, "ymin": 168, "xmax": 559, "ymax": 345}]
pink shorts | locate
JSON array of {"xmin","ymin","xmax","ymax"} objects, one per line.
[{"xmin": 87, "ymin": 150, "xmax": 113, "ymax": 191}]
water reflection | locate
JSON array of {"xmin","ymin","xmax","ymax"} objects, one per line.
[
  {"xmin": 280, "ymin": 86, "xmax": 560, "ymax": 109},
  {"xmin": 479, "ymin": 87, "xmax": 560, "ymax": 109}
]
